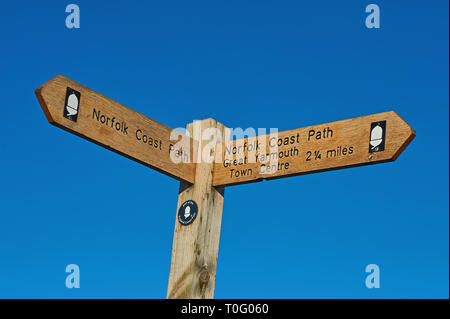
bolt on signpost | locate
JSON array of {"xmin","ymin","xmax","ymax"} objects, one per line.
[{"xmin": 36, "ymin": 75, "xmax": 415, "ymax": 299}]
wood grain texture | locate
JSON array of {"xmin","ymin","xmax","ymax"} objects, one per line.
[
  {"xmin": 167, "ymin": 119, "xmax": 226, "ymax": 299},
  {"xmin": 35, "ymin": 75, "xmax": 196, "ymax": 183},
  {"xmin": 212, "ymin": 111, "xmax": 415, "ymax": 187}
]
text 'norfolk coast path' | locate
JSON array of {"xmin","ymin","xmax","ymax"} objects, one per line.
[{"xmin": 212, "ymin": 111, "xmax": 415, "ymax": 187}]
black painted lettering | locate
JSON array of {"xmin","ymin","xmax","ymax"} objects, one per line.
[
  {"xmin": 92, "ymin": 108, "xmax": 100, "ymax": 120},
  {"xmin": 327, "ymin": 149, "xmax": 336, "ymax": 158}
]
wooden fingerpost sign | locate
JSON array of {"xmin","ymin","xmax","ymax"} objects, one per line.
[{"xmin": 36, "ymin": 75, "xmax": 416, "ymax": 299}]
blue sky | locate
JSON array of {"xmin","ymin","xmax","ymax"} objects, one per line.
[{"xmin": 0, "ymin": 0, "xmax": 448, "ymax": 298}]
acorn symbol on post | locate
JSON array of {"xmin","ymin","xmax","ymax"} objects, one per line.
[
  {"xmin": 184, "ymin": 206, "xmax": 191, "ymax": 219},
  {"xmin": 178, "ymin": 200, "xmax": 198, "ymax": 226},
  {"xmin": 370, "ymin": 125, "xmax": 383, "ymax": 149},
  {"xmin": 369, "ymin": 121, "xmax": 386, "ymax": 153},
  {"xmin": 63, "ymin": 87, "xmax": 81, "ymax": 122},
  {"xmin": 66, "ymin": 93, "xmax": 79, "ymax": 116}
]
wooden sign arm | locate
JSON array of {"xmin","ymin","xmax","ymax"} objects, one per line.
[
  {"xmin": 35, "ymin": 75, "xmax": 198, "ymax": 184},
  {"xmin": 212, "ymin": 111, "xmax": 415, "ymax": 187}
]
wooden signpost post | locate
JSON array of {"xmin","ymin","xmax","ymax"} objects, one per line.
[{"xmin": 36, "ymin": 75, "xmax": 416, "ymax": 299}]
